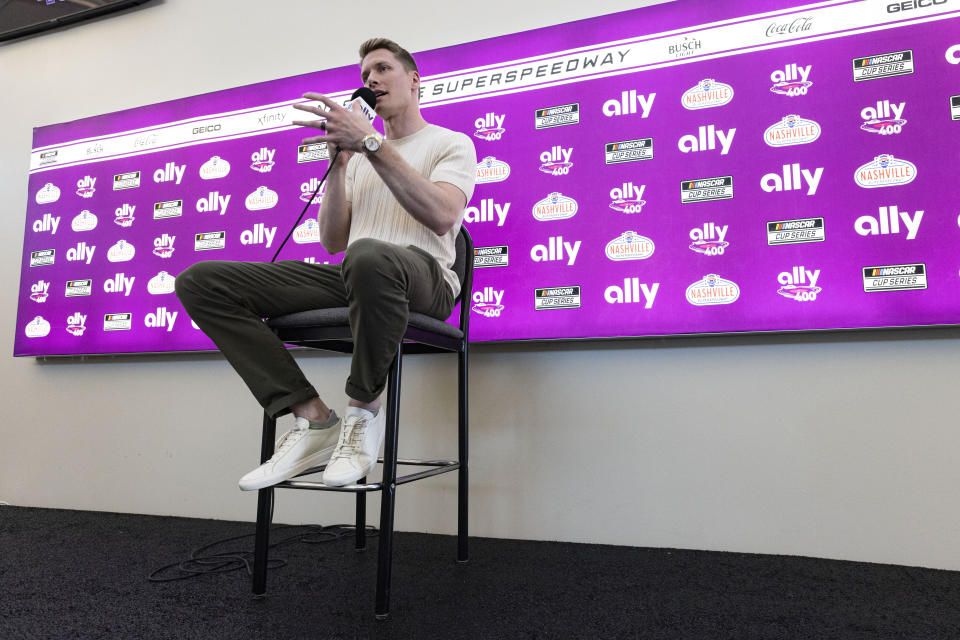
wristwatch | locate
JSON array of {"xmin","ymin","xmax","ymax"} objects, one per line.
[{"xmin": 362, "ymin": 132, "xmax": 384, "ymax": 154}]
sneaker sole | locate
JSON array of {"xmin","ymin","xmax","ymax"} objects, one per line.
[{"xmin": 238, "ymin": 445, "xmax": 336, "ymax": 491}]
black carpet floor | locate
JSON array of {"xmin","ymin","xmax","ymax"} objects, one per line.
[{"xmin": 2, "ymin": 506, "xmax": 960, "ymax": 639}]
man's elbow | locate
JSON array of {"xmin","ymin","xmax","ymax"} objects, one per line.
[{"xmin": 432, "ymin": 210, "xmax": 460, "ymax": 236}]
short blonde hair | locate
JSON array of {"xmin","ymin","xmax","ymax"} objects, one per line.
[{"xmin": 358, "ymin": 38, "xmax": 418, "ymax": 74}]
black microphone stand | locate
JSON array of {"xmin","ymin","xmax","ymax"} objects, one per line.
[{"xmin": 269, "ymin": 147, "xmax": 341, "ymax": 263}]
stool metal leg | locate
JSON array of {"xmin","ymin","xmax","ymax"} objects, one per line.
[
  {"xmin": 457, "ymin": 343, "xmax": 469, "ymax": 564},
  {"xmin": 252, "ymin": 412, "xmax": 277, "ymax": 595},
  {"xmin": 355, "ymin": 481, "xmax": 366, "ymax": 551},
  {"xmin": 375, "ymin": 347, "xmax": 402, "ymax": 620}
]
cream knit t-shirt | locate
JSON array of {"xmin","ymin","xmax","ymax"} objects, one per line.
[{"xmin": 344, "ymin": 124, "xmax": 477, "ymax": 297}]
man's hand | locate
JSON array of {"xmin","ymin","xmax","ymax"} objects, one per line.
[{"xmin": 292, "ymin": 92, "xmax": 377, "ymax": 168}]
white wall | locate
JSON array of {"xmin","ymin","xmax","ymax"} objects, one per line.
[{"xmin": 3, "ymin": 0, "xmax": 960, "ymax": 571}]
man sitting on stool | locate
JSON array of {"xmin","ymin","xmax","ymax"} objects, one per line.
[{"xmin": 176, "ymin": 38, "xmax": 477, "ymax": 488}]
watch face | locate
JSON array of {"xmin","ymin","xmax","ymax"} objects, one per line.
[{"xmin": 364, "ymin": 136, "xmax": 380, "ymax": 152}]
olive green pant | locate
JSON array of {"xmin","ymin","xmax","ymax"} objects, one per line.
[{"xmin": 175, "ymin": 238, "xmax": 454, "ymax": 418}]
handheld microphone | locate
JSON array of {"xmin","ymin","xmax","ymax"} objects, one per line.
[{"xmin": 270, "ymin": 88, "xmax": 378, "ymax": 263}]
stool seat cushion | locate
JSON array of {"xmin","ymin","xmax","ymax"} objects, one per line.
[{"xmin": 266, "ymin": 308, "xmax": 464, "ymax": 340}]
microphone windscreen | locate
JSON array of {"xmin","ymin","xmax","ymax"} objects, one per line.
[{"xmin": 351, "ymin": 87, "xmax": 378, "ymax": 110}]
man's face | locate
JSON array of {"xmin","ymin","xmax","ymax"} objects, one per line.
[{"xmin": 360, "ymin": 49, "xmax": 419, "ymax": 116}]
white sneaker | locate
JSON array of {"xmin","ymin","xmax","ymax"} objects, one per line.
[
  {"xmin": 238, "ymin": 416, "xmax": 340, "ymax": 491},
  {"xmin": 322, "ymin": 407, "xmax": 386, "ymax": 487}
]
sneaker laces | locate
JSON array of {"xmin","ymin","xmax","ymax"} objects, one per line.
[
  {"xmin": 270, "ymin": 428, "xmax": 306, "ymax": 461},
  {"xmin": 331, "ymin": 418, "xmax": 367, "ymax": 461}
]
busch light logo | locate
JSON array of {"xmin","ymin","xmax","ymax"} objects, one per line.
[
  {"xmin": 147, "ymin": 271, "xmax": 176, "ymax": 295},
  {"xmin": 76, "ymin": 175, "xmax": 96, "ymax": 198},
  {"xmin": 860, "ymin": 100, "xmax": 907, "ymax": 135},
  {"xmin": 66, "ymin": 312, "xmax": 87, "ymax": 337},
  {"xmin": 472, "ymin": 286, "xmax": 504, "ymax": 318},
  {"xmin": 474, "ymin": 113, "xmax": 506, "ymax": 141},
  {"xmin": 605, "ymin": 231, "xmax": 654, "ymax": 261},
  {"xmin": 539, "ymin": 146, "xmax": 573, "ymax": 175},
  {"xmin": 114, "ymin": 204, "xmax": 135, "ymax": 228},
  {"xmin": 25, "ymin": 316, "xmax": 51, "ymax": 338},
  {"xmin": 250, "ymin": 147, "xmax": 276, "ymax": 173},
  {"xmin": 35, "ymin": 182, "xmax": 60, "ymax": 204},
  {"xmin": 72, "ymin": 210, "xmax": 97, "ymax": 232},
  {"xmin": 689, "ymin": 222, "xmax": 729, "ymax": 256},
  {"xmin": 770, "ymin": 63, "xmax": 812, "ymax": 96},
  {"xmin": 532, "ymin": 192, "xmax": 578, "ymax": 221},
  {"xmin": 777, "ymin": 266, "xmax": 821, "ymax": 302},
  {"xmin": 681, "ymin": 79, "xmax": 734, "ymax": 110},
  {"xmin": 475, "ymin": 156, "xmax": 511, "ymax": 183},
  {"xmin": 685, "ymin": 274, "xmax": 740, "ymax": 306},
  {"xmin": 608, "ymin": 182, "xmax": 646, "ymax": 214},
  {"xmin": 245, "ymin": 186, "xmax": 279, "ymax": 211},
  {"xmin": 293, "ymin": 218, "xmax": 321, "ymax": 244},
  {"xmin": 300, "ymin": 178, "xmax": 324, "ymax": 204},
  {"xmin": 199, "ymin": 156, "xmax": 230, "ymax": 180},
  {"xmin": 854, "ymin": 154, "xmax": 917, "ymax": 188},
  {"xmin": 764, "ymin": 115, "xmax": 821, "ymax": 147}
]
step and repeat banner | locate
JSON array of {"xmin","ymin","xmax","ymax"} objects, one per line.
[{"xmin": 16, "ymin": 0, "xmax": 960, "ymax": 356}]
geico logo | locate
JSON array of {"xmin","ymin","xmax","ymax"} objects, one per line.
[
  {"xmin": 678, "ymin": 125, "xmax": 736, "ymax": 155},
  {"xmin": 778, "ymin": 266, "xmax": 820, "ymax": 287},
  {"xmin": 33, "ymin": 213, "xmax": 60, "ymax": 234},
  {"xmin": 761, "ymin": 164, "xmax": 823, "ymax": 195},
  {"xmin": 888, "ymin": 0, "xmax": 947, "ymax": 11},
  {"xmin": 689, "ymin": 222, "xmax": 728, "ymax": 243},
  {"xmin": 464, "ymin": 198, "xmax": 509, "ymax": 226},
  {"xmin": 530, "ymin": 236, "xmax": 581, "ymax": 266},
  {"xmin": 947, "ymin": 44, "xmax": 960, "ymax": 64},
  {"xmin": 104, "ymin": 273, "xmax": 135, "ymax": 296},
  {"xmin": 855, "ymin": 205, "xmax": 923, "ymax": 240},
  {"xmin": 193, "ymin": 124, "xmax": 222, "ymax": 135},
  {"xmin": 602, "ymin": 90, "xmax": 656, "ymax": 117}
]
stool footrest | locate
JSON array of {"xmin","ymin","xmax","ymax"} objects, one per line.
[{"xmin": 277, "ymin": 459, "xmax": 460, "ymax": 493}]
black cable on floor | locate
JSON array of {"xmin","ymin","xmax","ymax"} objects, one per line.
[{"xmin": 148, "ymin": 523, "xmax": 379, "ymax": 582}]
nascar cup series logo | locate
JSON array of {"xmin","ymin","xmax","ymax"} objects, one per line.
[
  {"xmin": 35, "ymin": 182, "xmax": 60, "ymax": 204},
  {"xmin": 113, "ymin": 204, "xmax": 135, "ymax": 228},
  {"xmin": 25, "ymin": 316, "xmax": 51, "ymax": 338},
  {"xmin": 293, "ymin": 218, "xmax": 321, "ymax": 244},
  {"xmin": 200, "ymin": 156, "xmax": 230, "ymax": 179},
  {"xmin": 539, "ymin": 145, "xmax": 573, "ymax": 176},
  {"xmin": 245, "ymin": 186, "xmax": 279, "ymax": 211},
  {"xmin": 65, "ymin": 312, "xmax": 87, "ymax": 337},
  {"xmin": 72, "ymin": 210, "xmax": 97, "ymax": 232},
  {"xmin": 76, "ymin": 176, "xmax": 96, "ymax": 198},
  {"xmin": 147, "ymin": 271, "xmax": 176, "ymax": 295},
  {"xmin": 475, "ymin": 156, "xmax": 511, "ymax": 183},
  {"xmin": 472, "ymin": 286, "xmax": 504, "ymax": 318},
  {"xmin": 689, "ymin": 222, "xmax": 729, "ymax": 255},
  {"xmin": 608, "ymin": 182, "xmax": 646, "ymax": 214},
  {"xmin": 30, "ymin": 280, "xmax": 50, "ymax": 303},
  {"xmin": 777, "ymin": 266, "xmax": 821, "ymax": 302},
  {"xmin": 770, "ymin": 63, "xmax": 812, "ymax": 96},
  {"xmin": 685, "ymin": 274, "xmax": 740, "ymax": 306},
  {"xmin": 605, "ymin": 231, "xmax": 654, "ymax": 261},
  {"xmin": 764, "ymin": 115, "xmax": 821, "ymax": 147},
  {"xmin": 854, "ymin": 154, "xmax": 917, "ymax": 188},
  {"xmin": 300, "ymin": 178, "xmax": 324, "ymax": 204},
  {"xmin": 681, "ymin": 79, "xmax": 734, "ymax": 110},
  {"xmin": 250, "ymin": 147, "xmax": 276, "ymax": 173},
  {"xmin": 860, "ymin": 100, "xmax": 907, "ymax": 135},
  {"xmin": 107, "ymin": 239, "xmax": 136, "ymax": 262},
  {"xmin": 532, "ymin": 192, "xmax": 578, "ymax": 221},
  {"xmin": 474, "ymin": 113, "xmax": 506, "ymax": 141}
]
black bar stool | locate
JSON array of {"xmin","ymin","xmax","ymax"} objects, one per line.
[{"xmin": 251, "ymin": 226, "xmax": 474, "ymax": 620}]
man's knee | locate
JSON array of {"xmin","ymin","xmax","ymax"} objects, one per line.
[
  {"xmin": 341, "ymin": 239, "xmax": 400, "ymax": 285},
  {"xmin": 174, "ymin": 261, "xmax": 222, "ymax": 304}
]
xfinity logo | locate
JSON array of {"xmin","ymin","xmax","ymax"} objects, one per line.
[
  {"xmin": 888, "ymin": 0, "xmax": 948, "ymax": 12},
  {"xmin": 193, "ymin": 124, "xmax": 222, "ymax": 135}
]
